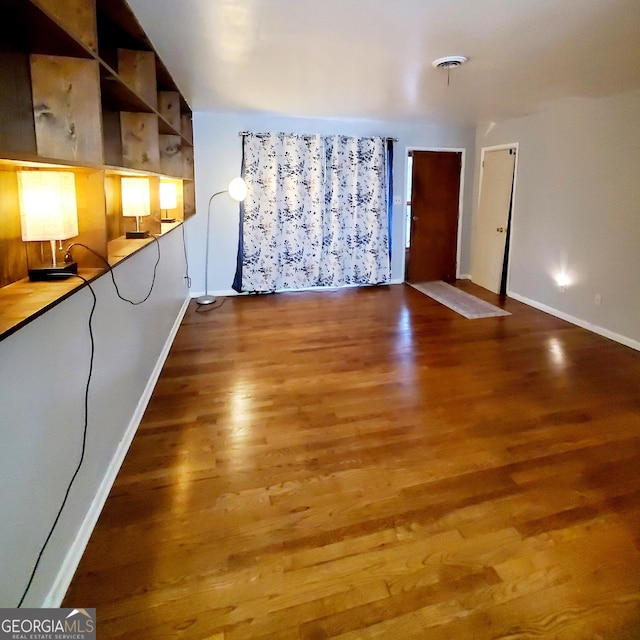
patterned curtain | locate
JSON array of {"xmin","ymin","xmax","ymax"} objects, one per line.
[
  {"xmin": 234, "ymin": 132, "xmax": 391, "ymax": 292},
  {"xmin": 321, "ymin": 135, "xmax": 390, "ymax": 286}
]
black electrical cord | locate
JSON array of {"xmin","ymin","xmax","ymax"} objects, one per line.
[
  {"xmin": 65, "ymin": 237, "xmax": 160, "ymax": 305},
  {"xmin": 195, "ymin": 298, "xmax": 226, "ymax": 313},
  {"xmin": 181, "ymin": 222, "xmax": 191, "ymax": 288},
  {"xmin": 18, "ymin": 235, "xmax": 165, "ymax": 604},
  {"xmin": 17, "ymin": 274, "xmax": 96, "ymax": 608},
  {"xmin": 177, "ymin": 218, "xmax": 224, "ymax": 313}
]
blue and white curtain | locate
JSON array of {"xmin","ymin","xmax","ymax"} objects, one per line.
[{"xmin": 233, "ymin": 133, "xmax": 391, "ymax": 292}]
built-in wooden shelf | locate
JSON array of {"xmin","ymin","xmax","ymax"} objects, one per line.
[
  {"xmin": 108, "ymin": 234, "xmax": 156, "ymax": 265},
  {"xmin": 0, "ymin": 268, "xmax": 104, "ymax": 341},
  {"xmin": 0, "ymin": 0, "xmax": 195, "ymax": 339},
  {"xmin": 160, "ymin": 219, "xmax": 182, "ymax": 233},
  {"xmin": 3, "ymin": 0, "xmax": 96, "ymax": 59},
  {"xmin": 0, "ymin": 221, "xmax": 184, "ymax": 342}
]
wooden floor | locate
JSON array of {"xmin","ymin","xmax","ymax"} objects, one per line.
[{"xmin": 64, "ymin": 282, "xmax": 640, "ymax": 639}]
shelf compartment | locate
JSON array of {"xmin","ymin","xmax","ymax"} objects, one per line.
[
  {"xmin": 155, "ymin": 58, "xmax": 191, "ymax": 115},
  {"xmin": 158, "ymin": 91, "xmax": 181, "ymax": 132},
  {"xmin": 159, "ymin": 176, "xmax": 184, "ymax": 222},
  {"xmin": 159, "ymin": 134, "xmax": 183, "ymax": 178},
  {"xmin": 99, "ymin": 62, "xmax": 182, "ymax": 136},
  {"xmin": 117, "ymin": 49, "xmax": 157, "ymax": 109},
  {"xmin": 0, "ymin": 169, "xmax": 26, "ymax": 288},
  {"xmin": 105, "ymin": 169, "xmax": 160, "ymax": 242},
  {"xmin": 31, "ymin": 0, "xmax": 98, "ymax": 52},
  {"xmin": 183, "ymin": 180, "xmax": 195, "ymax": 219},
  {"xmin": 181, "ymin": 114, "xmax": 193, "ymax": 145},
  {"xmin": 3, "ymin": 0, "xmax": 96, "ymax": 59},
  {"xmin": 99, "ymin": 62, "xmax": 154, "ymax": 113},
  {"xmin": 95, "ymin": 0, "xmax": 150, "ymax": 53},
  {"xmin": 182, "ymin": 146, "xmax": 194, "ymax": 180},
  {"xmin": 0, "ymin": 47, "xmax": 37, "ymax": 157},
  {"xmin": 0, "ymin": 163, "xmax": 107, "ymax": 287},
  {"xmin": 73, "ymin": 169, "xmax": 109, "ymax": 268},
  {"xmin": 101, "ymin": 109, "xmax": 123, "ymax": 167},
  {"xmin": 157, "ymin": 115, "xmax": 181, "ymax": 137},
  {"xmin": 104, "ymin": 172, "xmax": 123, "ymax": 241},
  {"xmin": 30, "ymin": 54, "xmax": 104, "ymax": 165},
  {"xmin": 120, "ymin": 112, "xmax": 160, "ymax": 173}
]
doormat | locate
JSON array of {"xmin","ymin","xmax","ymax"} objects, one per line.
[{"xmin": 409, "ymin": 281, "xmax": 511, "ymax": 319}]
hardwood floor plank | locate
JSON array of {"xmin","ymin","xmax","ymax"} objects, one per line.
[
  {"xmin": 63, "ymin": 283, "xmax": 640, "ymax": 638},
  {"xmin": 299, "ymin": 566, "xmax": 500, "ymax": 640}
]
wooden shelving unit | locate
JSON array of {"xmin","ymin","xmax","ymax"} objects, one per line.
[{"xmin": 0, "ymin": 0, "xmax": 194, "ymax": 340}]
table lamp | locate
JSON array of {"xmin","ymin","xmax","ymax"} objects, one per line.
[
  {"xmin": 160, "ymin": 181, "xmax": 177, "ymax": 223},
  {"xmin": 18, "ymin": 170, "xmax": 79, "ymax": 281},
  {"xmin": 122, "ymin": 177, "xmax": 151, "ymax": 239}
]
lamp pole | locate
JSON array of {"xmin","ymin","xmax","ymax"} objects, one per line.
[
  {"xmin": 196, "ymin": 177, "xmax": 247, "ymax": 306},
  {"xmin": 196, "ymin": 190, "xmax": 226, "ymax": 306}
]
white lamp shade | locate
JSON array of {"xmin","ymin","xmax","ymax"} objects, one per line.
[
  {"xmin": 121, "ymin": 177, "xmax": 151, "ymax": 217},
  {"xmin": 228, "ymin": 177, "xmax": 247, "ymax": 202},
  {"xmin": 160, "ymin": 182, "xmax": 178, "ymax": 209},
  {"xmin": 18, "ymin": 171, "xmax": 78, "ymax": 242}
]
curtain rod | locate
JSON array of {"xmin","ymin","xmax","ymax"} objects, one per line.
[{"xmin": 238, "ymin": 131, "xmax": 398, "ymax": 142}]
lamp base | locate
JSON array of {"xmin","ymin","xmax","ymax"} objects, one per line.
[
  {"xmin": 161, "ymin": 217, "xmax": 176, "ymax": 223},
  {"xmin": 126, "ymin": 230, "xmax": 149, "ymax": 239},
  {"xmin": 195, "ymin": 294, "xmax": 216, "ymax": 305},
  {"xmin": 28, "ymin": 261, "xmax": 78, "ymax": 282}
]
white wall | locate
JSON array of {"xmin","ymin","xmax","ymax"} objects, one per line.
[
  {"xmin": 191, "ymin": 111, "xmax": 476, "ymax": 294},
  {"xmin": 474, "ymin": 90, "xmax": 640, "ymax": 348},
  {"xmin": 0, "ymin": 229, "xmax": 189, "ymax": 607}
]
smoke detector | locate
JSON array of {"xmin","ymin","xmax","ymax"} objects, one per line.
[{"xmin": 432, "ymin": 55, "xmax": 468, "ymax": 69}]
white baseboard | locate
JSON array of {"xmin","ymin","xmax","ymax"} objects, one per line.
[
  {"xmin": 193, "ymin": 281, "xmax": 405, "ymax": 297},
  {"xmin": 43, "ymin": 295, "xmax": 191, "ymax": 607},
  {"xmin": 457, "ymin": 274, "xmax": 471, "ymax": 280},
  {"xmin": 191, "ymin": 289, "xmax": 239, "ymax": 298},
  {"xmin": 508, "ymin": 291, "xmax": 640, "ymax": 352}
]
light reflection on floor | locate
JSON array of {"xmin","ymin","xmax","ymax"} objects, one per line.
[{"xmin": 547, "ymin": 337, "xmax": 567, "ymax": 370}]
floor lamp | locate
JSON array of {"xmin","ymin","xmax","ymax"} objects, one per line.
[{"xmin": 196, "ymin": 177, "xmax": 248, "ymax": 305}]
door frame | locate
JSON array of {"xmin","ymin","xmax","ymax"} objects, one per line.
[
  {"xmin": 403, "ymin": 146, "xmax": 466, "ymax": 280},
  {"xmin": 475, "ymin": 142, "xmax": 519, "ymax": 294}
]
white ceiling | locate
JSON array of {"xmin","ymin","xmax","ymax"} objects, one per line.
[{"xmin": 127, "ymin": 0, "xmax": 640, "ymax": 125}]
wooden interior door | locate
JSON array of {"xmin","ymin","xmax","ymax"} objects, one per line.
[
  {"xmin": 406, "ymin": 151, "xmax": 462, "ymax": 283},
  {"xmin": 471, "ymin": 148, "xmax": 516, "ymax": 294}
]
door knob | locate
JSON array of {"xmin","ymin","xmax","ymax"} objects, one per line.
[{"xmin": 412, "ymin": 216, "xmax": 418, "ymax": 221}]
